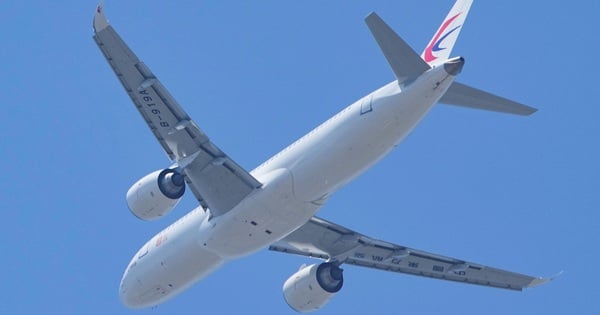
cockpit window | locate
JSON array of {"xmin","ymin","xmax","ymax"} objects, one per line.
[{"xmin": 137, "ymin": 245, "xmax": 149, "ymax": 259}]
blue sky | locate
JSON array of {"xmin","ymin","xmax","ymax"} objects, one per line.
[{"xmin": 1, "ymin": 0, "xmax": 598, "ymax": 314}]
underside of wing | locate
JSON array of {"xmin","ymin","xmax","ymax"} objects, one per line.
[
  {"xmin": 270, "ymin": 216, "xmax": 552, "ymax": 290},
  {"xmin": 92, "ymin": 4, "xmax": 261, "ymax": 216}
]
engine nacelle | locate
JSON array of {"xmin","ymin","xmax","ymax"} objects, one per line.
[
  {"xmin": 126, "ymin": 169, "xmax": 185, "ymax": 221},
  {"xmin": 283, "ymin": 263, "xmax": 344, "ymax": 313}
]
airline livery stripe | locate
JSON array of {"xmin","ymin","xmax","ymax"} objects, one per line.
[{"xmin": 424, "ymin": 13, "xmax": 462, "ymax": 62}]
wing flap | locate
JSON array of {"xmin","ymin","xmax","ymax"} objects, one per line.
[{"xmin": 271, "ymin": 216, "xmax": 550, "ymax": 290}]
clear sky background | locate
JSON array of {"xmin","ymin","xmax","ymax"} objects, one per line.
[{"xmin": 1, "ymin": 0, "xmax": 598, "ymax": 314}]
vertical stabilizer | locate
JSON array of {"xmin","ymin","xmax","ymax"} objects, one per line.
[{"xmin": 421, "ymin": 0, "xmax": 473, "ymax": 66}]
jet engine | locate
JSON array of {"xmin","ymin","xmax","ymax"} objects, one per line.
[
  {"xmin": 126, "ymin": 169, "xmax": 185, "ymax": 221},
  {"xmin": 282, "ymin": 262, "xmax": 344, "ymax": 313}
]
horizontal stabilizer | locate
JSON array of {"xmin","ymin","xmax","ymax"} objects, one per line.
[
  {"xmin": 365, "ymin": 12, "xmax": 430, "ymax": 84},
  {"xmin": 440, "ymin": 82, "xmax": 537, "ymax": 115}
]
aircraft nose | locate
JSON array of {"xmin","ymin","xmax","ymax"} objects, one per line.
[
  {"xmin": 119, "ymin": 270, "xmax": 144, "ymax": 309},
  {"xmin": 119, "ymin": 273, "xmax": 133, "ymax": 307},
  {"xmin": 119, "ymin": 267, "xmax": 170, "ymax": 309},
  {"xmin": 444, "ymin": 56, "xmax": 465, "ymax": 76}
]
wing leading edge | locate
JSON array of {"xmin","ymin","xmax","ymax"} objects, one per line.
[
  {"xmin": 92, "ymin": 4, "xmax": 261, "ymax": 216},
  {"xmin": 270, "ymin": 216, "xmax": 553, "ymax": 290}
]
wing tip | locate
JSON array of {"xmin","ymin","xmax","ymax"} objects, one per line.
[
  {"xmin": 526, "ymin": 270, "xmax": 563, "ymax": 289},
  {"xmin": 517, "ymin": 105, "xmax": 538, "ymax": 116},
  {"xmin": 93, "ymin": 1, "xmax": 109, "ymax": 33},
  {"xmin": 364, "ymin": 11, "xmax": 379, "ymax": 22}
]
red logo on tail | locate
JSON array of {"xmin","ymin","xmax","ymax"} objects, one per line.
[{"xmin": 424, "ymin": 13, "xmax": 462, "ymax": 62}]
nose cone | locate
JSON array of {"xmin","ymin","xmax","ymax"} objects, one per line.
[
  {"xmin": 119, "ymin": 268, "xmax": 150, "ymax": 309},
  {"xmin": 444, "ymin": 56, "xmax": 465, "ymax": 76},
  {"xmin": 119, "ymin": 268, "xmax": 172, "ymax": 309},
  {"xmin": 119, "ymin": 271, "xmax": 139, "ymax": 308},
  {"xmin": 119, "ymin": 281, "xmax": 151, "ymax": 309}
]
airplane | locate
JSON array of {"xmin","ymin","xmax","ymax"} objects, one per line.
[{"xmin": 93, "ymin": 0, "xmax": 553, "ymax": 312}]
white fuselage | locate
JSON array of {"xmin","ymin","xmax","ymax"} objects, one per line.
[{"xmin": 119, "ymin": 64, "xmax": 457, "ymax": 308}]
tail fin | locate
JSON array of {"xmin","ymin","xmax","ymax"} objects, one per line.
[{"xmin": 421, "ymin": 0, "xmax": 473, "ymax": 66}]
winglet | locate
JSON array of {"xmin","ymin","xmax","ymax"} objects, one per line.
[
  {"xmin": 526, "ymin": 271, "xmax": 563, "ymax": 289},
  {"xmin": 365, "ymin": 12, "xmax": 430, "ymax": 84},
  {"xmin": 93, "ymin": 1, "xmax": 109, "ymax": 33}
]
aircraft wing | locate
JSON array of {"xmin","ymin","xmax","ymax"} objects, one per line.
[
  {"xmin": 92, "ymin": 5, "xmax": 261, "ymax": 216},
  {"xmin": 270, "ymin": 216, "xmax": 551, "ymax": 290}
]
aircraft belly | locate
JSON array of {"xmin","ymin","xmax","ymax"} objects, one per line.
[{"xmin": 206, "ymin": 168, "xmax": 319, "ymax": 258}]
